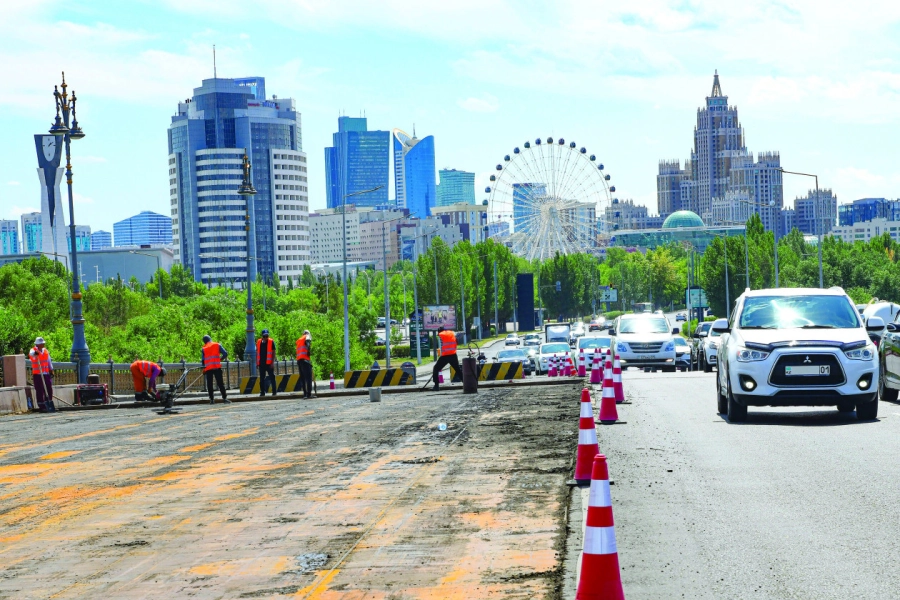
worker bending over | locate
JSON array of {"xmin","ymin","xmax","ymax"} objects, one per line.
[
  {"xmin": 431, "ymin": 326, "xmax": 461, "ymax": 391},
  {"xmin": 131, "ymin": 359, "xmax": 165, "ymax": 401},
  {"xmin": 30, "ymin": 337, "xmax": 56, "ymax": 412},
  {"xmin": 201, "ymin": 335, "xmax": 231, "ymax": 404},
  {"xmin": 296, "ymin": 329, "xmax": 313, "ymax": 399},
  {"xmin": 257, "ymin": 329, "xmax": 277, "ymax": 397}
]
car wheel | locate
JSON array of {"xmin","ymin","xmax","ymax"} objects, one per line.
[
  {"xmin": 857, "ymin": 397, "xmax": 878, "ymax": 420},
  {"xmin": 879, "ymin": 365, "xmax": 898, "ymax": 402},
  {"xmin": 703, "ymin": 353, "xmax": 712, "ymax": 373},
  {"xmin": 717, "ymin": 374, "xmax": 728, "ymax": 414},
  {"xmin": 726, "ymin": 380, "xmax": 747, "ymax": 423},
  {"xmin": 836, "ymin": 401, "xmax": 855, "ymax": 413}
]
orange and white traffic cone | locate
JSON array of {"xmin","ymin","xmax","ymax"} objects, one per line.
[
  {"xmin": 578, "ymin": 349, "xmax": 587, "ymax": 377},
  {"xmin": 549, "ymin": 354, "xmax": 558, "ymax": 377},
  {"xmin": 590, "ymin": 352, "xmax": 602, "ymax": 385},
  {"xmin": 573, "ymin": 388, "xmax": 600, "ymax": 486},
  {"xmin": 329, "ymin": 373, "xmax": 335, "ymax": 390},
  {"xmin": 575, "ymin": 454, "xmax": 625, "ymax": 600},
  {"xmin": 564, "ymin": 356, "xmax": 572, "ymax": 377},
  {"xmin": 598, "ymin": 363, "xmax": 619, "ymax": 424},
  {"xmin": 613, "ymin": 354, "xmax": 625, "ymax": 403}
]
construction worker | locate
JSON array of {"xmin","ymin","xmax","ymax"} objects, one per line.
[
  {"xmin": 257, "ymin": 329, "xmax": 277, "ymax": 397},
  {"xmin": 296, "ymin": 329, "xmax": 313, "ymax": 399},
  {"xmin": 29, "ymin": 337, "xmax": 55, "ymax": 412},
  {"xmin": 201, "ymin": 335, "xmax": 230, "ymax": 404},
  {"xmin": 130, "ymin": 359, "xmax": 165, "ymax": 401},
  {"xmin": 431, "ymin": 326, "xmax": 461, "ymax": 391}
]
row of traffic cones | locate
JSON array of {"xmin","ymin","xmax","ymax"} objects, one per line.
[
  {"xmin": 589, "ymin": 350, "xmax": 625, "ymax": 404},
  {"xmin": 547, "ymin": 354, "xmax": 576, "ymax": 377}
]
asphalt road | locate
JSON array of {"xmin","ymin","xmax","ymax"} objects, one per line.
[{"xmin": 595, "ymin": 369, "xmax": 900, "ymax": 599}]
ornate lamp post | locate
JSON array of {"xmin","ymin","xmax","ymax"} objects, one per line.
[
  {"xmin": 49, "ymin": 72, "xmax": 90, "ymax": 383},
  {"xmin": 237, "ymin": 153, "xmax": 258, "ymax": 375}
]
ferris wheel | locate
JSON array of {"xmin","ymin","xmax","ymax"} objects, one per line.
[{"xmin": 485, "ymin": 137, "xmax": 617, "ymax": 261}]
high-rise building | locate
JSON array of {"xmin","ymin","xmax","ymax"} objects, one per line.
[
  {"xmin": 793, "ymin": 189, "xmax": 837, "ymax": 236},
  {"xmin": 656, "ymin": 160, "xmax": 691, "ymax": 216},
  {"xmin": 33, "ymin": 135, "xmax": 68, "ymax": 263},
  {"xmin": 0, "ymin": 220, "xmax": 18, "ymax": 255},
  {"xmin": 324, "ymin": 117, "xmax": 390, "ymax": 210},
  {"xmin": 167, "ymin": 77, "xmax": 309, "ymax": 287},
  {"xmin": 91, "ymin": 230, "xmax": 112, "ymax": 251},
  {"xmin": 837, "ymin": 198, "xmax": 900, "ymax": 226},
  {"xmin": 393, "ymin": 129, "xmax": 436, "ymax": 217},
  {"xmin": 431, "ymin": 202, "xmax": 488, "ymax": 243},
  {"xmin": 114, "ymin": 211, "xmax": 172, "ymax": 247},
  {"xmin": 21, "ymin": 213, "xmax": 42, "ymax": 253},
  {"xmin": 436, "ymin": 169, "xmax": 475, "ymax": 207},
  {"xmin": 513, "ymin": 183, "xmax": 546, "ymax": 236},
  {"xmin": 605, "ymin": 199, "xmax": 665, "ymax": 231},
  {"xmin": 67, "ymin": 225, "xmax": 91, "ymax": 253}
]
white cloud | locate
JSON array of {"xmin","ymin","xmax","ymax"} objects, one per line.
[
  {"xmin": 7, "ymin": 181, "xmax": 20, "ymax": 186},
  {"xmin": 73, "ymin": 193, "xmax": 94, "ymax": 205},
  {"xmin": 457, "ymin": 94, "xmax": 499, "ymax": 113},
  {"xmin": 9, "ymin": 205, "xmax": 37, "ymax": 218}
]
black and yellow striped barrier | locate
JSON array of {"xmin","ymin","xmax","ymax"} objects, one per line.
[
  {"xmin": 239, "ymin": 374, "xmax": 308, "ymax": 395},
  {"xmin": 343, "ymin": 368, "xmax": 416, "ymax": 388},
  {"xmin": 449, "ymin": 362, "xmax": 524, "ymax": 383}
]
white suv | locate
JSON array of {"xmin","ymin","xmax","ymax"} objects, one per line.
[
  {"xmin": 715, "ymin": 287, "xmax": 884, "ymax": 422},
  {"xmin": 611, "ymin": 313, "xmax": 679, "ymax": 372}
]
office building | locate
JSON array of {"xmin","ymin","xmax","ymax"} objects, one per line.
[
  {"xmin": 830, "ymin": 218, "xmax": 900, "ymax": 244},
  {"xmin": 0, "ymin": 220, "xmax": 18, "ymax": 255},
  {"xmin": 604, "ymin": 199, "xmax": 665, "ymax": 231},
  {"xmin": 114, "ymin": 211, "xmax": 172, "ymax": 247},
  {"xmin": 324, "ymin": 116, "xmax": 390, "ymax": 210},
  {"xmin": 656, "ymin": 160, "xmax": 693, "ymax": 216},
  {"xmin": 430, "ymin": 202, "xmax": 487, "ymax": 243},
  {"xmin": 837, "ymin": 198, "xmax": 900, "ymax": 226},
  {"xmin": 436, "ymin": 169, "xmax": 475, "ymax": 207},
  {"xmin": 393, "ymin": 129, "xmax": 436, "ymax": 217},
  {"xmin": 91, "ymin": 230, "xmax": 112, "ymax": 251},
  {"xmin": 20, "ymin": 213, "xmax": 42, "ymax": 253},
  {"xmin": 0, "ymin": 247, "xmax": 175, "ymax": 283},
  {"xmin": 487, "ymin": 221, "xmax": 510, "ymax": 239},
  {"xmin": 512, "ymin": 182, "xmax": 546, "ymax": 236},
  {"xmin": 67, "ymin": 224, "xmax": 91, "ymax": 253},
  {"xmin": 167, "ymin": 77, "xmax": 309, "ymax": 287},
  {"xmin": 793, "ymin": 189, "xmax": 837, "ymax": 236},
  {"xmin": 611, "ymin": 210, "xmax": 745, "ymax": 253}
]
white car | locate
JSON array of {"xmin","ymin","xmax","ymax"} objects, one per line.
[
  {"xmin": 611, "ymin": 314, "xmax": 680, "ymax": 372},
  {"xmin": 505, "ymin": 333, "xmax": 521, "ymax": 346},
  {"xmin": 716, "ymin": 287, "xmax": 884, "ymax": 422},
  {"xmin": 696, "ymin": 327, "xmax": 721, "ymax": 372},
  {"xmin": 536, "ymin": 342, "xmax": 574, "ymax": 374},
  {"xmin": 573, "ymin": 335, "xmax": 612, "ymax": 368}
]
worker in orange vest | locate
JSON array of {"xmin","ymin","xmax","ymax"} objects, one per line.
[
  {"xmin": 431, "ymin": 326, "xmax": 461, "ymax": 391},
  {"xmin": 295, "ymin": 330, "xmax": 313, "ymax": 399},
  {"xmin": 130, "ymin": 359, "xmax": 165, "ymax": 401},
  {"xmin": 29, "ymin": 337, "xmax": 55, "ymax": 412},
  {"xmin": 257, "ymin": 329, "xmax": 277, "ymax": 397},
  {"xmin": 201, "ymin": 335, "xmax": 230, "ymax": 404}
]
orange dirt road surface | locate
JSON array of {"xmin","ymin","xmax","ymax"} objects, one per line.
[{"xmin": 0, "ymin": 384, "xmax": 579, "ymax": 599}]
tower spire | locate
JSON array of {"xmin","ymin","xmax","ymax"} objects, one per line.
[
  {"xmin": 213, "ymin": 44, "xmax": 217, "ymax": 79},
  {"xmin": 711, "ymin": 69, "xmax": 722, "ymax": 97}
]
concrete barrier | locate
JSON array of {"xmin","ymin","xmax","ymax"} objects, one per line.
[{"xmin": 0, "ymin": 387, "xmax": 29, "ymax": 415}]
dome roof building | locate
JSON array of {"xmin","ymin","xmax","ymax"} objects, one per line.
[{"xmin": 662, "ymin": 210, "xmax": 704, "ymax": 229}]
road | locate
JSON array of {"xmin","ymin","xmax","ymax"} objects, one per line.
[{"xmin": 592, "ymin": 369, "xmax": 900, "ymax": 599}]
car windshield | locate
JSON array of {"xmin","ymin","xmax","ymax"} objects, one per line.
[
  {"xmin": 541, "ymin": 343, "xmax": 570, "ymax": 354},
  {"xmin": 506, "ymin": 334, "xmax": 517, "ymax": 338},
  {"xmin": 673, "ymin": 337, "xmax": 689, "ymax": 347},
  {"xmin": 498, "ymin": 350, "xmax": 526, "ymax": 359},
  {"xmin": 739, "ymin": 295, "xmax": 862, "ymax": 329},
  {"xmin": 579, "ymin": 338, "xmax": 610, "ymax": 349},
  {"xmin": 618, "ymin": 318, "xmax": 669, "ymax": 334}
]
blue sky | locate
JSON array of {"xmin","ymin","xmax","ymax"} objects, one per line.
[{"xmin": 1, "ymin": 0, "xmax": 899, "ymax": 233}]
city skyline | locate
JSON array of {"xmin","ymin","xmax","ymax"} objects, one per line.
[{"xmin": 1, "ymin": 2, "xmax": 899, "ymax": 233}]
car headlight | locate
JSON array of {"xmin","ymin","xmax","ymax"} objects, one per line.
[
  {"xmin": 616, "ymin": 342, "xmax": 629, "ymax": 353},
  {"xmin": 663, "ymin": 341, "xmax": 675, "ymax": 352},
  {"xmin": 844, "ymin": 343, "xmax": 876, "ymax": 361},
  {"xmin": 736, "ymin": 346, "xmax": 770, "ymax": 362},
  {"xmin": 707, "ymin": 341, "xmax": 718, "ymax": 349}
]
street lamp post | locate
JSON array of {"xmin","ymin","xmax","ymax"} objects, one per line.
[
  {"xmin": 382, "ymin": 221, "xmax": 392, "ymax": 368},
  {"xmin": 778, "ymin": 168, "xmax": 824, "ymax": 288},
  {"xmin": 237, "ymin": 153, "xmax": 258, "ymax": 375},
  {"xmin": 49, "ymin": 72, "xmax": 90, "ymax": 383},
  {"xmin": 129, "ymin": 250, "xmax": 162, "ymax": 299}
]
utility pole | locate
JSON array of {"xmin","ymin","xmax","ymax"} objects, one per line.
[
  {"xmin": 382, "ymin": 223, "xmax": 391, "ymax": 368},
  {"xmin": 413, "ymin": 268, "xmax": 421, "ymax": 365},
  {"xmin": 475, "ymin": 267, "xmax": 482, "ymax": 341},
  {"xmin": 493, "ymin": 260, "xmax": 499, "ymax": 335},
  {"xmin": 459, "ymin": 260, "xmax": 467, "ymax": 344},
  {"xmin": 724, "ymin": 236, "xmax": 730, "ymax": 319}
]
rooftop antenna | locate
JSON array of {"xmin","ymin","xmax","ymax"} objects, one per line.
[
  {"xmin": 412, "ymin": 123, "xmax": 416, "ymax": 138},
  {"xmin": 213, "ymin": 44, "xmax": 217, "ymax": 78}
]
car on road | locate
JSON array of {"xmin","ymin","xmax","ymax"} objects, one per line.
[
  {"xmin": 569, "ymin": 322, "xmax": 587, "ymax": 346},
  {"xmin": 716, "ymin": 287, "xmax": 883, "ymax": 422},
  {"xmin": 495, "ymin": 348, "xmax": 533, "ymax": 375},
  {"xmin": 504, "ymin": 333, "xmax": 521, "ymax": 346},
  {"xmin": 610, "ymin": 313, "xmax": 680, "ymax": 372},
  {"xmin": 523, "ymin": 333, "xmax": 541, "ymax": 347},
  {"xmin": 536, "ymin": 342, "xmax": 573, "ymax": 374},
  {"xmin": 589, "ymin": 318, "xmax": 607, "ymax": 332},
  {"xmin": 573, "ymin": 335, "xmax": 612, "ymax": 367},
  {"xmin": 673, "ymin": 336, "xmax": 691, "ymax": 371},
  {"xmin": 376, "ymin": 317, "xmax": 398, "ymax": 328},
  {"xmin": 693, "ymin": 323, "xmax": 721, "ymax": 372},
  {"xmin": 861, "ymin": 301, "xmax": 900, "ymax": 347},
  {"xmin": 675, "ymin": 313, "xmax": 686, "ymax": 322}
]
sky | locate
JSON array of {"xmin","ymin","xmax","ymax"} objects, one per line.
[{"xmin": 1, "ymin": 0, "xmax": 899, "ymax": 234}]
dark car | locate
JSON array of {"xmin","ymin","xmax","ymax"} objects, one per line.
[{"xmin": 495, "ymin": 348, "xmax": 533, "ymax": 374}]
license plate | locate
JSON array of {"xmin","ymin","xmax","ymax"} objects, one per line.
[
  {"xmin": 785, "ymin": 365, "xmax": 830, "ymax": 376},
  {"xmin": 639, "ymin": 355, "xmax": 655, "ymax": 360}
]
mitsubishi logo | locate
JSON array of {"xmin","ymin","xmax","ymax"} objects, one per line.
[{"xmin": 804, "ymin": 356, "xmax": 811, "ymax": 364}]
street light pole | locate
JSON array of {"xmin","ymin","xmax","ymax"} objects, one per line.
[
  {"xmin": 778, "ymin": 168, "xmax": 823, "ymax": 288},
  {"xmin": 723, "ymin": 235, "xmax": 730, "ymax": 319},
  {"xmin": 237, "ymin": 153, "xmax": 258, "ymax": 375},
  {"xmin": 382, "ymin": 221, "xmax": 391, "ymax": 368},
  {"xmin": 459, "ymin": 259, "xmax": 467, "ymax": 344}
]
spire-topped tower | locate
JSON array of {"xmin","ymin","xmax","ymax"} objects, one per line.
[{"xmin": 711, "ymin": 69, "xmax": 722, "ymax": 97}]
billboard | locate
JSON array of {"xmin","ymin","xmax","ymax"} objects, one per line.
[
  {"xmin": 517, "ymin": 273, "xmax": 535, "ymax": 331},
  {"xmin": 423, "ymin": 305, "xmax": 457, "ymax": 331}
]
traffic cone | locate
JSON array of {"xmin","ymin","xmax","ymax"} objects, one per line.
[
  {"xmin": 598, "ymin": 365, "xmax": 619, "ymax": 424},
  {"xmin": 575, "ymin": 454, "xmax": 625, "ymax": 600},
  {"xmin": 439, "ymin": 372, "xmax": 444, "ymax": 384},
  {"xmin": 578, "ymin": 349, "xmax": 587, "ymax": 377},
  {"xmin": 549, "ymin": 354, "xmax": 558, "ymax": 377},
  {"xmin": 573, "ymin": 388, "xmax": 600, "ymax": 485},
  {"xmin": 612, "ymin": 355, "xmax": 625, "ymax": 403},
  {"xmin": 590, "ymin": 353, "xmax": 602, "ymax": 384},
  {"xmin": 329, "ymin": 373, "xmax": 335, "ymax": 390}
]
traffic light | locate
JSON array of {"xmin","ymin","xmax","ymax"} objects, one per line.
[{"xmin": 555, "ymin": 281, "xmax": 561, "ymax": 292}]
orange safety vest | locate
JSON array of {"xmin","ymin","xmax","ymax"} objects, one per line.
[
  {"xmin": 295, "ymin": 335, "xmax": 310, "ymax": 361},
  {"xmin": 132, "ymin": 360, "xmax": 155, "ymax": 378},
  {"xmin": 257, "ymin": 337, "xmax": 274, "ymax": 364},
  {"xmin": 439, "ymin": 330, "xmax": 458, "ymax": 357},
  {"xmin": 202, "ymin": 342, "xmax": 222, "ymax": 372},
  {"xmin": 30, "ymin": 347, "xmax": 51, "ymax": 376}
]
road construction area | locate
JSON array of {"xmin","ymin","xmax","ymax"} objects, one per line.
[
  {"xmin": 0, "ymin": 384, "xmax": 578, "ymax": 599},
  {"xmin": 597, "ymin": 369, "xmax": 900, "ymax": 599}
]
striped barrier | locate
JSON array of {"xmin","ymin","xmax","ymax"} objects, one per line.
[
  {"xmin": 343, "ymin": 368, "xmax": 416, "ymax": 388},
  {"xmin": 239, "ymin": 374, "xmax": 308, "ymax": 395},
  {"xmin": 449, "ymin": 362, "xmax": 523, "ymax": 383}
]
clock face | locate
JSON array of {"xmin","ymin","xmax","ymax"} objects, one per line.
[{"xmin": 42, "ymin": 136, "xmax": 56, "ymax": 162}]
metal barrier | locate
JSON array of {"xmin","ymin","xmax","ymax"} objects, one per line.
[{"xmin": 449, "ymin": 362, "xmax": 523, "ymax": 383}]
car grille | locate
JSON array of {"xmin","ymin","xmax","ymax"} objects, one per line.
[
  {"xmin": 629, "ymin": 342, "xmax": 663, "ymax": 353},
  {"xmin": 768, "ymin": 353, "xmax": 845, "ymax": 387}
]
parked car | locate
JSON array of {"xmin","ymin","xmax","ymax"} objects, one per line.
[
  {"xmin": 573, "ymin": 335, "xmax": 612, "ymax": 368},
  {"xmin": 610, "ymin": 314, "xmax": 680, "ymax": 372},
  {"xmin": 689, "ymin": 321, "xmax": 712, "ymax": 368},
  {"xmin": 505, "ymin": 333, "xmax": 521, "ymax": 346},
  {"xmin": 495, "ymin": 348, "xmax": 533, "ymax": 374},
  {"xmin": 693, "ymin": 322, "xmax": 721, "ymax": 372},
  {"xmin": 673, "ymin": 336, "xmax": 691, "ymax": 371},
  {"xmin": 675, "ymin": 313, "xmax": 686, "ymax": 322},
  {"xmin": 376, "ymin": 317, "xmax": 398, "ymax": 328},
  {"xmin": 717, "ymin": 287, "xmax": 882, "ymax": 422},
  {"xmin": 536, "ymin": 342, "xmax": 574, "ymax": 374}
]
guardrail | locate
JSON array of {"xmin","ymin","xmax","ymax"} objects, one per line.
[{"xmin": 27, "ymin": 359, "xmax": 304, "ymax": 395}]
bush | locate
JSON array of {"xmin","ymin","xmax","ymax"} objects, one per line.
[
  {"xmin": 604, "ymin": 311, "xmax": 625, "ymax": 320},
  {"xmin": 372, "ymin": 344, "xmax": 411, "ymax": 361},
  {"xmin": 490, "ymin": 326, "xmax": 496, "ymax": 336}
]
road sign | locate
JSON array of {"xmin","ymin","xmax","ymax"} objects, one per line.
[
  {"xmin": 423, "ymin": 305, "xmax": 457, "ymax": 331},
  {"xmin": 685, "ymin": 287, "xmax": 708, "ymax": 308},
  {"xmin": 599, "ymin": 289, "xmax": 618, "ymax": 302}
]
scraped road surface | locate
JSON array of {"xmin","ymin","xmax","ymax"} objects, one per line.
[{"xmin": 0, "ymin": 385, "xmax": 580, "ymax": 599}]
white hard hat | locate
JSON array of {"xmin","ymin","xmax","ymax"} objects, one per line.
[{"xmin": 34, "ymin": 337, "xmax": 45, "ymax": 345}]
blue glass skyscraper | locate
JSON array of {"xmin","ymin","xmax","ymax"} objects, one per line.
[
  {"xmin": 0, "ymin": 220, "xmax": 18, "ymax": 255},
  {"xmin": 91, "ymin": 230, "xmax": 112, "ymax": 251},
  {"xmin": 437, "ymin": 169, "xmax": 476, "ymax": 207},
  {"xmin": 113, "ymin": 211, "xmax": 173, "ymax": 246},
  {"xmin": 325, "ymin": 117, "xmax": 390, "ymax": 209},
  {"xmin": 513, "ymin": 183, "xmax": 546, "ymax": 235},
  {"xmin": 393, "ymin": 129, "xmax": 436, "ymax": 217}
]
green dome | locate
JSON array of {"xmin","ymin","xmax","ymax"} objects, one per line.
[{"xmin": 662, "ymin": 210, "xmax": 704, "ymax": 229}]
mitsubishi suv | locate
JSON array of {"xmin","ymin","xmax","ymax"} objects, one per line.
[
  {"xmin": 610, "ymin": 313, "xmax": 680, "ymax": 372},
  {"xmin": 715, "ymin": 287, "xmax": 884, "ymax": 422}
]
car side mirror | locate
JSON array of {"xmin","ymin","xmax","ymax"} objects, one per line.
[
  {"xmin": 886, "ymin": 323, "xmax": 898, "ymax": 333},
  {"xmin": 711, "ymin": 318, "xmax": 730, "ymax": 334},
  {"xmin": 866, "ymin": 316, "xmax": 885, "ymax": 332},
  {"xmin": 607, "ymin": 327, "xmax": 615, "ymax": 335},
  {"xmin": 672, "ymin": 327, "xmax": 680, "ymax": 335}
]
